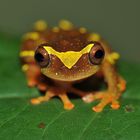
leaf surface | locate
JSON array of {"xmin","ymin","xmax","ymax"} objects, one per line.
[{"xmin": 0, "ymin": 35, "xmax": 140, "ymax": 140}]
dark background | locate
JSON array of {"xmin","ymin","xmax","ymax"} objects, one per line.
[{"xmin": 0, "ymin": 0, "xmax": 139, "ymax": 62}]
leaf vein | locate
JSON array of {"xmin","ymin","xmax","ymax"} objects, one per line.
[
  {"xmin": 78, "ymin": 113, "xmax": 99, "ymax": 140},
  {"xmin": 41, "ymin": 110, "xmax": 66, "ymax": 140},
  {"xmin": 0, "ymin": 104, "xmax": 29, "ymax": 128}
]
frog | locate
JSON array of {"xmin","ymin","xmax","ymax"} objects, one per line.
[{"xmin": 20, "ymin": 20, "xmax": 126, "ymax": 112}]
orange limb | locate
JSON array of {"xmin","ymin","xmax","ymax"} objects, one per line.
[
  {"xmin": 58, "ymin": 93, "xmax": 74, "ymax": 110},
  {"xmin": 31, "ymin": 87, "xmax": 74, "ymax": 110},
  {"xmin": 31, "ymin": 89, "xmax": 55, "ymax": 104},
  {"xmin": 24, "ymin": 64, "xmax": 40, "ymax": 87},
  {"xmin": 23, "ymin": 64, "xmax": 48, "ymax": 91},
  {"xmin": 91, "ymin": 91, "xmax": 121, "ymax": 112},
  {"xmin": 81, "ymin": 88, "xmax": 124, "ymax": 112},
  {"xmin": 82, "ymin": 62, "xmax": 126, "ymax": 112}
]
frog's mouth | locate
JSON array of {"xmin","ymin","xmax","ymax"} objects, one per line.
[{"xmin": 41, "ymin": 65, "xmax": 100, "ymax": 82}]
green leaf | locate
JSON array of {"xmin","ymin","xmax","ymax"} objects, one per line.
[{"xmin": 0, "ymin": 35, "xmax": 140, "ymax": 140}]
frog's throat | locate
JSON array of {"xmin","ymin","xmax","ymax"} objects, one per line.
[{"xmin": 43, "ymin": 43, "xmax": 94, "ymax": 69}]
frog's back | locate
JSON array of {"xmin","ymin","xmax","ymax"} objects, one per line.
[{"xmin": 20, "ymin": 20, "xmax": 102, "ymax": 64}]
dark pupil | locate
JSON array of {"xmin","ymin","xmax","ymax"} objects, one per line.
[
  {"xmin": 35, "ymin": 53, "xmax": 44, "ymax": 62},
  {"xmin": 94, "ymin": 50, "xmax": 104, "ymax": 59}
]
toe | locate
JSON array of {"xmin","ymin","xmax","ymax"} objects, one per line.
[
  {"xmin": 82, "ymin": 93, "xmax": 94, "ymax": 103},
  {"xmin": 92, "ymin": 106, "xmax": 103, "ymax": 112},
  {"xmin": 64, "ymin": 103, "xmax": 75, "ymax": 110},
  {"xmin": 111, "ymin": 101, "xmax": 120, "ymax": 109},
  {"xmin": 30, "ymin": 98, "xmax": 41, "ymax": 104}
]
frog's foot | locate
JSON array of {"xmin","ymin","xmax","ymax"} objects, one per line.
[
  {"xmin": 58, "ymin": 93, "xmax": 75, "ymax": 110},
  {"xmin": 30, "ymin": 89, "xmax": 55, "ymax": 105},
  {"xmin": 82, "ymin": 91, "xmax": 120, "ymax": 112},
  {"xmin": 27, "ymin": 78, "xmax": 37, "ymax": 87},
  {"xmin": 93, "ymin": 92, "xmax": 120, "ymax": 112},
  {"xmin": 82, "ymin": 76, "xmax": 126, "ymax": 112},
  {"xmin": 69, "ymin": 87, "xmax": 120, "ymax": 112},
  {"xmin": 30, "ymin": 87, "xmax": 74, "ymax": 110}
]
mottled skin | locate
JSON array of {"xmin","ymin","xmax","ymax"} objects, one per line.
[{"xmin": 20, "ymin": 20, "xmax": 126, "ymax": 112}]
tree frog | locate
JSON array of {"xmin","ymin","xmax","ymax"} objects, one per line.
[{"xmin": 20, "ymin": 20, "xmax": 126, "ymax": 112}]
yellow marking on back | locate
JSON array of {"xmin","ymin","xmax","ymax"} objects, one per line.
[
  {"xmin": 79, "ymin": 27, "xmax": 87, "ymax": 33},
  {"xmin": 22, "ymin": 64, "xmax": 29, "ymax": 71},
  {"xmin": 88, "ymin": 33, "xmax": 101, "ymax": 41},
  {"xmin": 106, "ymin": 52, "xmax": 120, "ymax": 65},
  {"xmin": 52, "ymin": 26, "xmax": 60, "ymax": 32},
  {"xmin": 20, "ymin": 51, "xmax": 34, "ymax": 57},
  {"xmin": 23, "ymin": 32, "xmax": 39, "ymax": 40},
  {"xmin": 58, "ymin": 20, "xmax": 73, "ymax": 30},
  {"xmin": 34, "ymin": 20, "xmax": 47, "ymax": 31},
  {"xmin": 43, "ymin": 43, "xmax": 94, "ymax": 69}
]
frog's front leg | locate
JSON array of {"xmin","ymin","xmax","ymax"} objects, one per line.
[
  {"xmin": 22, "ymin": 64, "xmax": 40, "ymax": 87},
  {"xmin": 31, "ymin": 87, "xmax": 75, "ymax": 110},
  {"xmin": 22, "ymin": 64, "xmax": 48, "ymax": 91},
  {"xmin": 83, "ymin": 61, "xmax": 126, "ymax": 112}
]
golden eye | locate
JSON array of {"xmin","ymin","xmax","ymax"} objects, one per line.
[
  {"xmin": 35, "ymin": 45, "xmax": 50, "ymax": 68},
  {"xmin": 89, "ymin": 42, "xmax": 105, "ymax": 65}
]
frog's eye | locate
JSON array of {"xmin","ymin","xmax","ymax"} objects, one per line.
[
  {"xmin": 89, "ymin": 42, "xmax": 105, "ymax": 65},
  {"xmin": 35, "ymin": 45, "xmax": 50, "ymax": 68}
]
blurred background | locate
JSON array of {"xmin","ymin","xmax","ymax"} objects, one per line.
[{"xmin": 0, "ymin": 0, "xmax": 139, "ymax": 62}]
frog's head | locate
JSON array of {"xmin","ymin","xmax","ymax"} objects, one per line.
[{"xmin": 35, "ymin": 41, "xmax": 104, "ymax": 82}]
